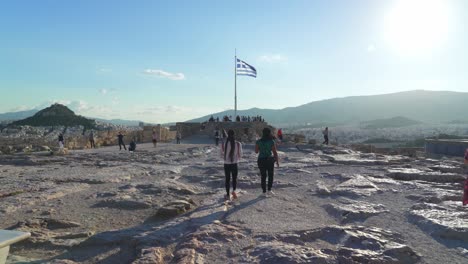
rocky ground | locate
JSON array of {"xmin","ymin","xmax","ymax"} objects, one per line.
[{"xmin": 1, "ymin": 138, "xmax": 468, "ymax": 263}]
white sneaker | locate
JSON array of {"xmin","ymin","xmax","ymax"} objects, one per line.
[
  {"xmin": 261, "ymin": 192, "xmax": 268, "ymax": 198},
  {"xmin": 268, "ymin": 190, "xmax": 275, "ymax": 196}
]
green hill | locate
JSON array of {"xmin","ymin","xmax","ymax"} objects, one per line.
[{"xmin": 10, "ymin": 104, "xmax": 96, "ymax": 128}]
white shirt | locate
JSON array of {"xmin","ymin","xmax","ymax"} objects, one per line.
[{"xmin": 220, "ymin": 140, "xmax": 243, "ymax": 164}]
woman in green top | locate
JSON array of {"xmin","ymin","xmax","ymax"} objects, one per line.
[{"xmin": 255, "ymin": 127, "xmax": 279, "ymax": 196}]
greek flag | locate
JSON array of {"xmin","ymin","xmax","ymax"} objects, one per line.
[{"xmin": 236, "ymin": 58, "xmax": 257, "ymax": 78}]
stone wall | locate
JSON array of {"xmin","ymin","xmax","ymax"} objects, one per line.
[
  {"xmin": 141, "ymin": 125, "xmax": 176, "ymax": 143},
  {"xmin": 0, "ymin": 125, "xmax": 175, "ymax": 154}
]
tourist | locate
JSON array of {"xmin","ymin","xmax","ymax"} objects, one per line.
[
  {"xmin": 129, "ymin": 137, "xmax": 136, "ymax": 152},
  {"xmin": 214, "ymin": 127, "xmax": 220, "ymax": 146},
  {"xmin": 322, "ymin": 127, "xmax": 329, "ymax": 145},
  {"xmin": 58, "ymin": 133, "xmax": 64, "ymax": 149},
  {"xmin": 255, "ymin": 127, "xmax": 279, "ymax": 197},
  {"xmin": 152, "ymin": 130, "xmax": 158, "ymax": 148},
  {"xmin": 221, "ymin": 129, "xmax": 243, "ymax": 200},
  {"xmin": 118, "ymin": 132, "xmax": 127, "ymax": 150},
  {"xmin": 176, "ymin": 130, "xmax": 181, "ymax": 144},
  {"xmin": 277, "ymin": 128, "xmax": 283, "ymax": 142},
  {"xmin": 89, "ymin": 131, "xmax": 96, "ymax": 149}
]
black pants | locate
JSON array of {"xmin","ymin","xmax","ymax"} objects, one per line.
[
  {"xmin": 215, "ymin": 138, "xmax": 219, "ymax": 146},
  {"xmin": 258, "ymin": 157, "xmax": 274, "ymax": 193},
  {"xmin": 323, "ymin": 135, "xmax": 329, "ymax": 145},
  {"xmin": 90, "ymin": 139, "xmax": 95, "ymax": 148},
  {"xmin": 224, "ymin": 163, "xmax": 238, "ymax": 196},
  {"xmin": 119, "ymin": 140, "xmax": 126, "ymax": 150}
]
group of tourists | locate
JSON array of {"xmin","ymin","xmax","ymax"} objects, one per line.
[
  {"xmin": 208, "ymin": 115, "xmax": 265, "ymax": 123},
  {"xmin": 117, "ymin": 132, "xmax": 137, "ymax": 152},
  {"xmin": 220, "ymin": 127, "xmax": 279, "ymax": 200}
]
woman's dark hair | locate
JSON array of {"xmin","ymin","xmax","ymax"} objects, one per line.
[
  {"xmin": 261, "ymin": 127, "xmax": 271, "ymax": 140},
  {"xmin": 224, "ymin": 129, "xmax": 236, "ymax": 162}
]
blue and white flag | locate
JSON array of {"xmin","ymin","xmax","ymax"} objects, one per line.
[{"xmin": 236, "ymin": 58, "xmax": 257, "ymax": 78}]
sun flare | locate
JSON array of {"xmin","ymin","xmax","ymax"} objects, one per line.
[{"xmin": 384, "ymin": 0, "xmax": 450, "ymax": 55}]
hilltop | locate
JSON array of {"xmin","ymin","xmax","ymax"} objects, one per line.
[
  {"xmin": 189, "ymin": 90, "xmax": 468, "ymax": 126},
  {"xmin": 9, "ymin": 104, "xmax": 96, "ymax": 128}
]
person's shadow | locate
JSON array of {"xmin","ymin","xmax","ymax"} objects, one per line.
[{"xmin": 44, "ymin": 194, "xmax": 264, "ymax": 263}]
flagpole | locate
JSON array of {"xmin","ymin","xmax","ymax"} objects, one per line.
[{"xmin": 234, "ymin": 49, "xmax": 237, "ymax": 119}]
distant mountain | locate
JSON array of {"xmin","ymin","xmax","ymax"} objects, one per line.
[
  {"xmin": 0, "ymin": 109, "xmax": 38, "ymax": 122},
  {"xmin": 360, "ymin": 116, "xmax": 421, "ymax": 129},
  {"xmin": 10, "ymin": 104, "xmax": 96, "ymax": 128},
  {"xmin": 188, "ymin": 90, "xmax": 468, "ymax": 126}
]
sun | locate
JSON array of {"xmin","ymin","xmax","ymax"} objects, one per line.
[{"xmin": 384, "ymin": 0, "xmax": 450, "ymax": 55}]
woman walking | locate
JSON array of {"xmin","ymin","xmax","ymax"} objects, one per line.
[
  {"xmin": 221, "ymin": 130, "xmax": 243, "ymax": 201},
  {"xmin": 255, "ymin": 128, "xmax": 279, "ymax": 197}
]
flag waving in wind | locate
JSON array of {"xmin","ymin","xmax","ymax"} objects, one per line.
[{"xmin": 236, "ymin": 58, "xmax": 257, "ymax": 78}]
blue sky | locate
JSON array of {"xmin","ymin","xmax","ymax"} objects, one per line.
[{"xmin": 1, "ymin": 0, "xmax": 467, "ymax": 123}]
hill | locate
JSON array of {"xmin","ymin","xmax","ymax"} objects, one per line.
[
  {"xmin": 0, "ymin": 109, "xmax": 143, "ymax": 127},
  {"xmin": 10, "ymin": 104, "xmax": 96, "ymax": 128},
  {"xmin": 360, "ymin": 116, "xmax": 421, "ymax": 129},
  {"xmin": 189, "ymin": 90, "xmax": 468, "ymax": 126}
]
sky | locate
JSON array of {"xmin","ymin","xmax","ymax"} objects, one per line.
[{"xmin": 1, "ymin": 0, "xmax": 467, "ymax": 123}]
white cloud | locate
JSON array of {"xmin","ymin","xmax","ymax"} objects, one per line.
[
  {"xmin": 143, "ymin": 69, "xmax": 185, "ymax": 80},
  {"xmin": 8, "ymin": 105, "xmax": 32, "ymax": 112},
  {"xmin": 98, "ymin": 68, "xmax": 112, "ymax": 73},
  {"xmin": 367, "ymin": 44, "xmax": 376, "ymax": 52},
  {"xmin": 258, "ymin": 54, "xmax": 287, "ymax": 63},
  {"xmin": 99, "ymin": 88, "xmax": 108, "ymax": 95}
]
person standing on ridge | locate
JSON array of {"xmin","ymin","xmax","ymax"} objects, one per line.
[
  {"xmin": 176, "ymin": 130, "xmax": 181, "ymax": 144},
  {"xmin": 214, "ymin": 127, "xmax": 220, "ymax": 146},
  {"xmin": 255, "ymin": 127, "xmax": 279, "ymax": 197},
  {"xmin": 152, "ymin": 130, "xmax": 158, "ymax": 148},
  {"xmin": 277, "ymin": 128, "xmax": 283, "ymax": 142},
  {"xmin": 221, "ymin": 129, "xmax": 243, "ymax": 201},
  {"xmin": 89, "ymin": 131, "xmax": 96, "ymax": 149},
  {"xmin": 117, "ymin": 132, "xmax": 127, "ymax": 150},
  {"xmin": 58, "ymin": 133, "xmax": 64, "ymax": 149},
  {"xmin": 322, "ymin": 127, "xmax": 329, "ymax": 145}
]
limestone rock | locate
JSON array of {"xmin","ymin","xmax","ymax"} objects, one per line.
[
  {"xmin": 323, "ymin": 199, "xmax": 388, "ymax": 223},
  {"xmin": 132, "ymin": 247, "xmax": 167, "ymax": 264},
  {"xmin": 154, "ymin": 200, "xmax": 193, "ymax": 219},
  {"xmin": 332, "ymin": 175, "xmax": 380, "ymax": 197},
  {"xmin": 249, "ymin": 242, "xmax": 334, "ymax": 264},
  {"xmin": 387, "ymin": 168, "xmax": 464, "ymax": 183},
  {"xmin": 410, "ymin": 201, "xmax": 468, "ymax": 242}
]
